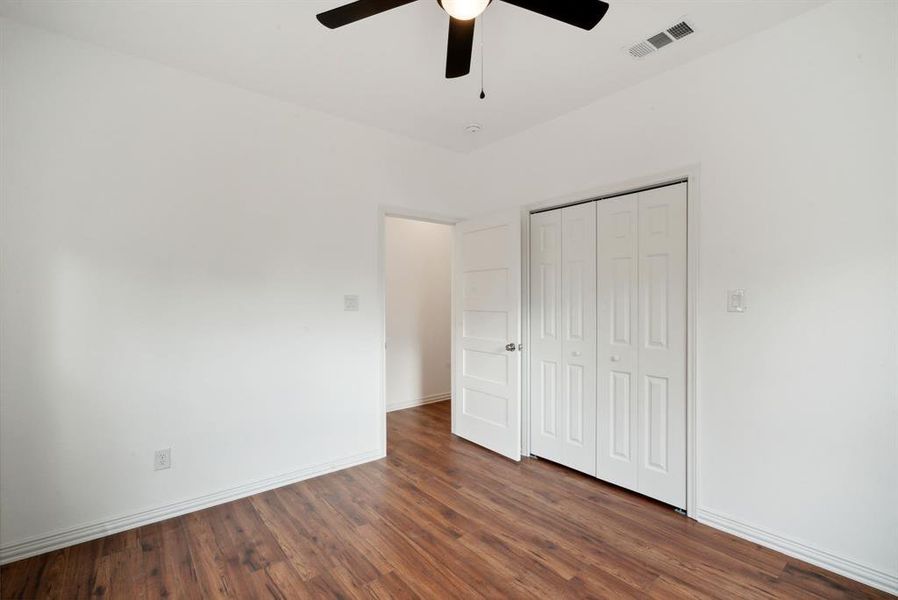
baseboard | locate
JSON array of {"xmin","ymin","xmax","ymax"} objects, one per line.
[
  {"xmin": 0, "ymin": 448, "xmax": 384, "ymax": 565},
  {"xmin": 386, "ymin": 392, "xmax": 450, "ymax": 413},
  {"xmin": 696, "ymin": 508, "xmax": 898, "ymax": 595}
]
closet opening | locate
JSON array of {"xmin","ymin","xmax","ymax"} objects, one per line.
[{"xmin": 525, "ymin": 179, "xmax": 693, "ymax": 511}]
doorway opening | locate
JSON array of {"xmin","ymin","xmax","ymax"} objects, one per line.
[{"xmin": 383, "ymin": 215, "xmax": 454, "ymax": 445}]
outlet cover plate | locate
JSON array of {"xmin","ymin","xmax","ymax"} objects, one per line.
[{"xmin": 154, "ymin": 448, "xmax": 171, "ymax": 470}]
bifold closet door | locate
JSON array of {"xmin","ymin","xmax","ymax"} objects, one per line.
[
  {"xmin": 595, "ymin": 183, "xmax": 687, "ymax": 509},
  {"xmin": 529, "ymin": 210, "xmax": 562, "ymax": 464},
  {"xmin": 595, "ymin": 194, "xmax": 639, "ymax": 490},
  {"xmin": 635, "ymin": 184, "xmax": 687, "ymax": 508},
  {"xmin": 529, "ymin": 203, "xmax": 596, "ymax": 475}
]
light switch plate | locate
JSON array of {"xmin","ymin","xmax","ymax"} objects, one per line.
[
  {"xmin": 727, "ymin": 289, "xmax": 747, "ymax": 313},
  {"xmin": 344, "ymin": 294, "xmax": 359, "ymax": 312}
]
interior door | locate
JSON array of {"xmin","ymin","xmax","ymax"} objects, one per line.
[
  {"xmin": 529, "ymin": 203, "xmax": 596, "ymax": 475},
  {"xmin": 529, "ymin": 210, "xmax": 563, "ymax": 463},
  {"xmin": 636, "ymin": 184, "xmax": 687, "ymax": 508},
  {"xmin": 595, "ymin": 184, "xmax": 687, "ymax": 508},
  {"xmin": 596, "ymin": 193, "xmax": 640, "ymax": 489},
  {"xmin": 452, "ymin": 209, "xmax": 521, "ymax": 461}
]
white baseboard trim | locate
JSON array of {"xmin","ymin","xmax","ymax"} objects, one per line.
[
  {"xmin": 696, "ymin": 508, "xmax": 898, "ymax": 595},
  {"xmin": 386, "ymin": 392, "xmax": 450, "ymax": 413},
  {"xmin": 0, "ymin": 448, "xmax": 384, "ymax": 566}
]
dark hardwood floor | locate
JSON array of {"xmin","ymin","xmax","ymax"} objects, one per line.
[{"xmin": 1, "ymin": 400, "xmax": 891, "ymax": 599}]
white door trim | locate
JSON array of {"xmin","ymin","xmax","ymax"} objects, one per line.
[
  {"xmin": 519, "ymin": 165, "xmax": 701, "ymax": 518},
  {"xmin": 519, "ymin": 209, "xmax": 532, "ymax": 456},
  {"xmin": 377, "ymin": 206, "xmax": 463, "ymax": 458}
]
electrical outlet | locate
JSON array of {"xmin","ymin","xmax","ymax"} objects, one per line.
[
  {"xmin": 344, "ymin": 294, "xmax": 359, "ymax": 311},
  {"xmin": 154, "ymin": 448, "xmax": 171, "ymax": 471}
]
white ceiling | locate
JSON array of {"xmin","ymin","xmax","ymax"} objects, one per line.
[{"xmin": 0, "ymin": 0, "xmax": 822, "ymax": 151}]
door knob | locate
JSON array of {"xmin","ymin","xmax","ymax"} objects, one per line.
[
  {"xmin": 571, "ymin": 351, "xmax": 581, "ymax": 357},
  {"xmin": 505, "ymin": 343, "xmax": 517, "ymax": 352},
  {"xmin": 610, "ymin": 355, "xmax": 621, "ymax": 362}
]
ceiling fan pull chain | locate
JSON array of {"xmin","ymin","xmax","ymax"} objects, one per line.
[{"xmin": 479, "ymin": 13, "xmax": 486, "ymax": 99}]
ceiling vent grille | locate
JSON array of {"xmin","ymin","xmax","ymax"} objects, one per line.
[
  {"xmin": 627, "ymin": 41, "xmax": 655, "ymax": 58},
  {"xmin": 626, "ymin": 19, "xmax": 695, "ymax": 59},
  {"xmin": 667, "ymin": 21, "xmax": 694, "ymax": 40},
  {"xmin": 647, "ymin": 32, "xmax": 673, "ymax": 49}
]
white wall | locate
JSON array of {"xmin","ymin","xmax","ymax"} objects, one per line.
[
  {"xmin": 2, "ymin": 0, "xmax": 897, "ymax": 593},
  {"xmin": 460, "ymin": 1, "xmax": 898, "ymax": 591},
  {"xmin": 384, "ymin": 217, "xmax": 452, "ymax": 412},
  {"xmin": 0, "ymin": 18, "xmax": 463, "ymax": 556}
]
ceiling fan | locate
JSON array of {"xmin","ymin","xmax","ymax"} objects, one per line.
[{"xmin": 316, "ymin": 0, "xmax": 610, "ymax": 79}]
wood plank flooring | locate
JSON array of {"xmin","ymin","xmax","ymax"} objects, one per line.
[{"xmin": 1, "ymin": 400, "xmax": 892, "ymax": 599}]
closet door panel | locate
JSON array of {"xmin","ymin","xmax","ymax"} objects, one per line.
[
  {"xmin": 636, "ymin": 184, "xmax": 687, "ymax": 509},
  {"xmin": 559, "ymin": 202, "xmax": 597, "ymax": 475},
  {"xmin": 595, "ymin": 194, "xmax": 639, "ymax": 489},
  {"xmin": 529, "ymin": 211, "xmax": 563, "ymax": 460}
]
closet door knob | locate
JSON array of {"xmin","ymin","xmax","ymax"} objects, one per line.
[
  {"xmin": 505, "ymin": 343, "xmax": 517, "ymax": 352},
  {"xmin": 610, "ymin": 355, "xmax": 621, "ymax": 362}
]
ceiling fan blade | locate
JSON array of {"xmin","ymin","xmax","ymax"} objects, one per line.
[
  {"xmin": 316, "ymin": 0, "xmax": 419, "ymax": 29},
  {"xmin": 499, "ymin": 0, "xmax": 609, "ymax": 30},
  {"xmin": 445, "ymin": 17, "xmax": 475, "ymax": 79}
]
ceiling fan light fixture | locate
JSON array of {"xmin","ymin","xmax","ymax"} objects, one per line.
[
  {"xmin": 317, "ymin": 0, "xmax": 612, "ymax": 78},
  {"xmin": 441, "ymin": 0, "xmax": 489, "ymax": 20}
]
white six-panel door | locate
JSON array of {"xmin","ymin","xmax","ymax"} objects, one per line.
[
  {"xmin": 529, "ymin": 183, "xmax": 687, "ymax": 509},
  {"xmin": 453, "ymin": 209, "xmax": 521, "ymax": 461},
  {"xmin": 529, "ymin": 203, "xmax": 596, "ymax": 475},
  {"xmin": 529, "ymin": 210, "xmax": 563, "ymax": 464},
  {"xmin": 596, "ymin": 194, "xmax": 640, "ymax": 490},
  {"xmin": 635, "ymin": 184, "xmax": 687, "ymax": 508}
]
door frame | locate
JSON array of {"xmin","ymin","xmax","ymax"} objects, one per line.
[
  {"xmin": 377, "ymin": 206, "xmax": 462, "ymax": 457},
  {"xmin": 520, "ymin": 165, "xmax": 701, "ymax": 518}
]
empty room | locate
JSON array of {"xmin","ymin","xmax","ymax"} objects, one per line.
[{"xmin": 1, "ymin": 0, "xmax": 896, "ymax": 598}]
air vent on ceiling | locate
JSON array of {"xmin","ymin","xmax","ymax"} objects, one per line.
[
  {"xmin": 628, "ymin": 41, "xmax": 655, "ymax": 58},
  {"xmin": 626, "ymin": 19, "xmax": 695, "ymax": 59},
  {"xmin": 667, "ymin": 21, "xmax": 694, "ymax": 40},
  {"xmin": 647, "ymin": 32, "xmax": 673, "ymax": 49}
]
